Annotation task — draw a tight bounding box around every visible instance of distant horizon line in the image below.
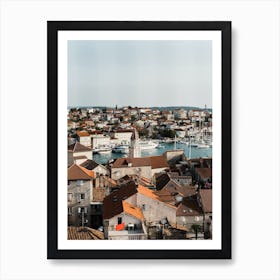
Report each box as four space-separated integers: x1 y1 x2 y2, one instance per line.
67 105 212 110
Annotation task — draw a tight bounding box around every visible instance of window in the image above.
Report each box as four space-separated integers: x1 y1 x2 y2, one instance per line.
76 180 84 186
142 204 146 211
68 207 72 215
79 193 85 200
78 207 87 214
117 217 122 224
68 193 73 201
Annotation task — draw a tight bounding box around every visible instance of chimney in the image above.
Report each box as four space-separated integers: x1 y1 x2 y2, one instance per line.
95 172 100 188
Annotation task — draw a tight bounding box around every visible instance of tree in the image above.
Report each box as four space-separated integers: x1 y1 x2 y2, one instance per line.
159 129 176 138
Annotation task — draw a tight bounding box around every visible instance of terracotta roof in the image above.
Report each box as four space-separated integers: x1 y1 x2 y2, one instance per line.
112 156 168 170
195 168 212 180
162 180 197 198
77 131 90 137
103 181 137 220
137 185 159 200
199 189 212 213
112 157 150 168
149 156 169 169
122 201 144 221
68 142 92 152
80 159 100 170
68 164 95 180
68 227 104 240
176 195 203 217
154 189 175 204
137 185 176 208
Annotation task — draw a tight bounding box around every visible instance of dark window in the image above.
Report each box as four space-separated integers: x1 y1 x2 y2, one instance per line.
118 217 122 224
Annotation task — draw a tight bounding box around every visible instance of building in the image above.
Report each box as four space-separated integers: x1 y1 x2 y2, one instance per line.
194 167 212 186
68 226 104 240
163 149 186 165
137 185 177 225
80 159 109 176
199 189 212 220
91 134 111 149
128 127 141 158
111 156 169 180
68 164 95 227
76 131 91 147
176 195 204 231
103 181 148 240
68 142 92 166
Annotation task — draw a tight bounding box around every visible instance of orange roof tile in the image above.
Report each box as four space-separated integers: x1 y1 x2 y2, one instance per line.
107 178 117 186
137 185 159 200
77 131 90 137
68 164 95 180
137 185 177 209
122 201 144 221
79 165 96 178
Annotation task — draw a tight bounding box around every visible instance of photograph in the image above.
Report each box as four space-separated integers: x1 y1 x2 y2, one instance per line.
48 21 231 258
67 39 213 241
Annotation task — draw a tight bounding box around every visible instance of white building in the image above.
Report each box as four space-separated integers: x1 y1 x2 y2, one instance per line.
77 131 91 147
68 142 92 166
91 135 111 149
112 130 133 145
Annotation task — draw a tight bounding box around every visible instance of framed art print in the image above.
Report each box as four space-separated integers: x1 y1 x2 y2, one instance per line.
47 21 231 259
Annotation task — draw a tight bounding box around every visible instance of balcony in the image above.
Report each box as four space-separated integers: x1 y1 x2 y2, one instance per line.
108 223 147 240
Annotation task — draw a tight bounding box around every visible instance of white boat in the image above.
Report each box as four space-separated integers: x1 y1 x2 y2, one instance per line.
138 141 158 150
112 145 129 154
97 146 112 154
92 148 101 153
197 143 210 149
156 144 164 148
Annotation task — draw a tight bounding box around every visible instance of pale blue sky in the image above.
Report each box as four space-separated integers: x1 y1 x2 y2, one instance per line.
68 40 212 108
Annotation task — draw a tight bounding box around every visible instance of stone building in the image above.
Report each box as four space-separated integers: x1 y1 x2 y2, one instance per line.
68 164 95 227
103 181 147 240
68 142 92 166
76 131 91 147
111 156 169 180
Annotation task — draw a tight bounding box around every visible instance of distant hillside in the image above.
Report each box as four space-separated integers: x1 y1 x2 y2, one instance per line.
68 106 212 111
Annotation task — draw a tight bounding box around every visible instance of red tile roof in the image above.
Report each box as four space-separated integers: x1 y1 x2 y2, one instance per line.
68 164 95 180
68 227 104 240
122 201 144 221
199 189 212 213
68 142 92 152
176 195 203 217
112 156 168 170
77 131 90 137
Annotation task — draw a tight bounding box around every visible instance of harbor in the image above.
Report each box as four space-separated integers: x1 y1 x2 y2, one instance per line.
93 140 212 165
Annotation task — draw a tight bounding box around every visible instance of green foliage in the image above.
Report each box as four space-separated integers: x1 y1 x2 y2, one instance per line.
159 129 176 138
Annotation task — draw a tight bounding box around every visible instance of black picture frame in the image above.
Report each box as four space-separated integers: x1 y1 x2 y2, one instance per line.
47 21 231 259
